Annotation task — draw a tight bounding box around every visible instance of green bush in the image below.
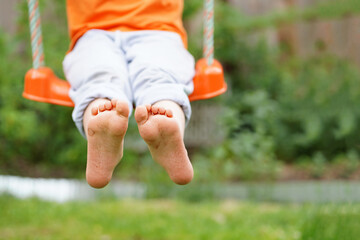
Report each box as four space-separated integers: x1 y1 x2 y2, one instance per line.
219 47 360 164
198 0 360 173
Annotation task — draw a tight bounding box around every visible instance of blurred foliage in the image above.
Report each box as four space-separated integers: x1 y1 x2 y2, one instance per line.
0 1 85 178
205 0 360 181
220 52 360 162
0 0 360 182
211 0 360 34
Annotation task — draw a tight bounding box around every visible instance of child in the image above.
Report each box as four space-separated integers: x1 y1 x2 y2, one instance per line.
63 0 195 188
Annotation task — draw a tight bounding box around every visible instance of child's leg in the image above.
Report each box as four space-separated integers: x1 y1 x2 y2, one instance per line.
125 31 195 184
63 30 133 188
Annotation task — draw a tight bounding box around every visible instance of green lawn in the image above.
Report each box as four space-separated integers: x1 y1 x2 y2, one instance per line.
0 195 359 240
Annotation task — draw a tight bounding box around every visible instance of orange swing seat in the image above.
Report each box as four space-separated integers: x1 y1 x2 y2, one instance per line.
23 58 227 107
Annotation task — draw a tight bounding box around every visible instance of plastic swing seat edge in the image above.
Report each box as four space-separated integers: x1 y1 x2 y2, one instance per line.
188 58 227 101
23 59 227 106
188 84 227 102
22 92 75 107
23 67 75 107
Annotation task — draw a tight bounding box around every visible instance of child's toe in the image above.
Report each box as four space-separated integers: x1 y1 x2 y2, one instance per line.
105 101 112 110
91 107 98 116
115 101 130 117
99 104 106 112
135 105 149 124
111 99 118 108
152 106 159 114
165 109 173 118
159 107 166 115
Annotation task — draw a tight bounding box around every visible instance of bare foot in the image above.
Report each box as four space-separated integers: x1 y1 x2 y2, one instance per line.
85 99 129 188
135 104 193 185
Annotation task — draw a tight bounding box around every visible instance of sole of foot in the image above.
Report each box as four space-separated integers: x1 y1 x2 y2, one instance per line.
135 105 193 185
86 99 129 188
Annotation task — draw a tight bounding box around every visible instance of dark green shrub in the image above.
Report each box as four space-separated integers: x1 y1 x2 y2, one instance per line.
198 0 360 178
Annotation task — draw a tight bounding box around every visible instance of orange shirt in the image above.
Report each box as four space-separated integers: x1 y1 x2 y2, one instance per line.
66 0 187 50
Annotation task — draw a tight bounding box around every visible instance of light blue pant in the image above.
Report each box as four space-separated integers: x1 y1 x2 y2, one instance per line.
63 29 195 137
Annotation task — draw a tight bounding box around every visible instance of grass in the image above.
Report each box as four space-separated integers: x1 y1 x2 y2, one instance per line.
0 195 360 240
